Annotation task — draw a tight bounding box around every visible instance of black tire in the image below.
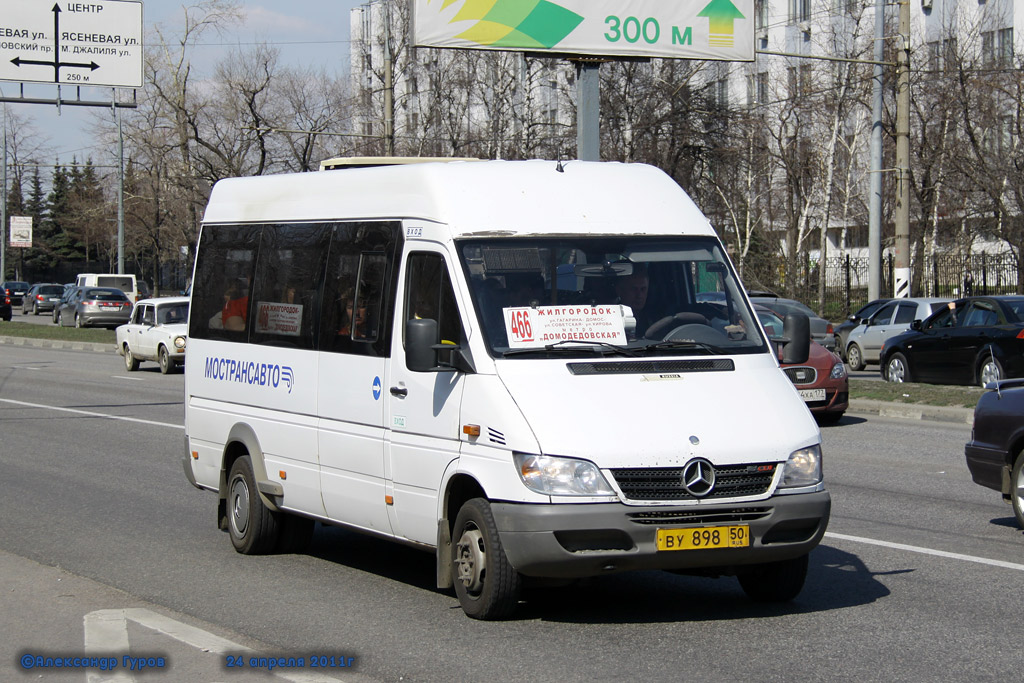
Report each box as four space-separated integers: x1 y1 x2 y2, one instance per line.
977 353 1003 388
846 343 865 372
276 514 315 553
884 352 911 383
451 498 521 620
32 301 39 315
226 455 281 554
124 345 139 371
158 346 172 374
738 554 808 602
1011 455 1024 530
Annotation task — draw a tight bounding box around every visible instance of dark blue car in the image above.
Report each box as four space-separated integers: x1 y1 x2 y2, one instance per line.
880 296 1024 387
965 378 1024 529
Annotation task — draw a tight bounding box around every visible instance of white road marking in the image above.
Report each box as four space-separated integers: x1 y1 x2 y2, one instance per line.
113 376 145 381
0 398 183 430
825 531 1024 571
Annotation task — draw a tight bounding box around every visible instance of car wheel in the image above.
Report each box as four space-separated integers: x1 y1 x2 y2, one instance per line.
885 353 911 383
816 411 844 426
158 346 172 374
978 353 1003 388
75 313 84 329
124 345 139 371
227 455 280 554
32 301 39 315
452 497 521 620
738 553 808 602
1012 455 1024 530
846 343 865 371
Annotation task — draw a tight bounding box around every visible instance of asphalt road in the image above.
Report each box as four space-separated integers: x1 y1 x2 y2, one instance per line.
0 344 1020 682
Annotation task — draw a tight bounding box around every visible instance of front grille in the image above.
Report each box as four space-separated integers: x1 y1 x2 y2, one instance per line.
568 359 734 375
783 366 817 385
627 507 772 525
610 463 777 501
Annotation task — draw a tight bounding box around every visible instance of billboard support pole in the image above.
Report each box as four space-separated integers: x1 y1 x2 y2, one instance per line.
575 60 600 161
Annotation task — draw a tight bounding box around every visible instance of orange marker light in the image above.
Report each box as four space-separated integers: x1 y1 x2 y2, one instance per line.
279 471 287 480
385 495 394 505
191 451 199 460
463 424 481 437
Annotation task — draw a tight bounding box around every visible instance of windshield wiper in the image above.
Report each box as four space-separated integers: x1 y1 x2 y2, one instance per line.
641 340 727 355
503 340 638 357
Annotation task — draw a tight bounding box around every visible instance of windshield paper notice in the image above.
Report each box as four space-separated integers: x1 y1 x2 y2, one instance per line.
504 305 628 348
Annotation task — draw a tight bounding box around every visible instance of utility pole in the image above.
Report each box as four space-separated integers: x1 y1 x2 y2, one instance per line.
893 0 911 297
868 0 884 301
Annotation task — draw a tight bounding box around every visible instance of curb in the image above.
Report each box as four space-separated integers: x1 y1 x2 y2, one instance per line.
847 398 974 425
0 335 116 354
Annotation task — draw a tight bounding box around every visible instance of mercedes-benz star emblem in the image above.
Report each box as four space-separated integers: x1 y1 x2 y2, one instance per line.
682 458 715 497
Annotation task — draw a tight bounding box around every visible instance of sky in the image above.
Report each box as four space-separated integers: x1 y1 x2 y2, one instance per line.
0 0 362 171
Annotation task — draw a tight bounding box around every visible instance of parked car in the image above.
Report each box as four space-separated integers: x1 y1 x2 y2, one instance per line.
757 306 848 423
57 286 133 328
1 280 30 308
750 296 837 351
880 295 1024 387
21 283 65 315
116 296 189 374
0 299 10 321
52 285 79 324
965 378 1024 529
835 298 891 360
845 297 949 371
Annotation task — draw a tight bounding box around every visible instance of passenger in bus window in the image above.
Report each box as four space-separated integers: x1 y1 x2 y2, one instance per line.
222 279 249 331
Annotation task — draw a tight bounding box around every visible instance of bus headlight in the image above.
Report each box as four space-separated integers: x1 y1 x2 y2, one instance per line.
780 444 822 488
513 453 615 496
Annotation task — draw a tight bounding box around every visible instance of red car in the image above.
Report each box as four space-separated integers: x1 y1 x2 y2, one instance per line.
757 306 849 424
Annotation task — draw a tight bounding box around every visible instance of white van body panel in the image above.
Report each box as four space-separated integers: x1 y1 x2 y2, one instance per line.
201 160 714 240
493 356 817 469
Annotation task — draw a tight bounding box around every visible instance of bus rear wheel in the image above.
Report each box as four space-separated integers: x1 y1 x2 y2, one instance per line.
227 455 280 554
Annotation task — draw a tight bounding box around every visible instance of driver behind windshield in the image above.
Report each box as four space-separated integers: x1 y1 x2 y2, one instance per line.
614 264 650 338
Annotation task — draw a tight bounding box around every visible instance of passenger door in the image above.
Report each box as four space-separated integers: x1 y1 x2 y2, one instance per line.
137 304 158 359
858 301 898 362
317 222 400 536
385 245 467 545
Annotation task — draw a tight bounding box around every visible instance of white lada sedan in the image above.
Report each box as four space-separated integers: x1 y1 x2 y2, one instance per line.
116 296 190 374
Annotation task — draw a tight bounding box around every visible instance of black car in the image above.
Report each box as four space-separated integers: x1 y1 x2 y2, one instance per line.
0 300 10 321
835 298 891 360
1 280 30 308
880 296 1024 387
965 378 1024 529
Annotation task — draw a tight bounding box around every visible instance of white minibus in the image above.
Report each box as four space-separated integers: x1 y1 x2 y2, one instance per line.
183 160 830 619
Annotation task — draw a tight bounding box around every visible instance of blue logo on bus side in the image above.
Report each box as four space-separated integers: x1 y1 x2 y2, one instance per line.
204 357 295 394
372 376 382 400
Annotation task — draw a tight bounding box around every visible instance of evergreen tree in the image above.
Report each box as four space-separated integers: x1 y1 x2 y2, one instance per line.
46 163 85 262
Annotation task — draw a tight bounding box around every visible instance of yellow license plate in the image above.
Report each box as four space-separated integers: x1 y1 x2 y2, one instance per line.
656 525 750 551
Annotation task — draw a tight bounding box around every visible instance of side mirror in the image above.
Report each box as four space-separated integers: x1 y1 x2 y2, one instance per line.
406 318 439 372
781 313 810 364
911 319 922 331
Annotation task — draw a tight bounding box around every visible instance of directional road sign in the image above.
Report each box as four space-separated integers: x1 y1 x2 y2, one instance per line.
0 1 143 88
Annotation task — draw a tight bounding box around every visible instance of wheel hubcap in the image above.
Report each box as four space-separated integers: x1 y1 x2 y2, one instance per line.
229 476 250 536
1015 466 1024 516
981 362 1000 386
455 526 486 595
888 360 905 382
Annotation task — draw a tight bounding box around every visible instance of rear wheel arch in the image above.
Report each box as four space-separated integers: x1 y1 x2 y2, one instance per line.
219 424 277 511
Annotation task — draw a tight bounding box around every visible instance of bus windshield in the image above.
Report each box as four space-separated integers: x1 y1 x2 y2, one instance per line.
458 236 768 358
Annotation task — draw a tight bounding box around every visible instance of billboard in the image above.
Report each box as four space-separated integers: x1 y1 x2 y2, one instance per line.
412 0 754 61
10 216 32 248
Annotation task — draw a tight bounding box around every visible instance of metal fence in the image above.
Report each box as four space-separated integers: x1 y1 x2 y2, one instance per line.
764 252 1022 321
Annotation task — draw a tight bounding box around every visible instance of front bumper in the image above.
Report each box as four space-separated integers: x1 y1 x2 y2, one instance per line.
491 491 831 578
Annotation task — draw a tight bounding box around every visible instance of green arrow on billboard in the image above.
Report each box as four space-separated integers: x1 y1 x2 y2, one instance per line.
697 0 745 48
